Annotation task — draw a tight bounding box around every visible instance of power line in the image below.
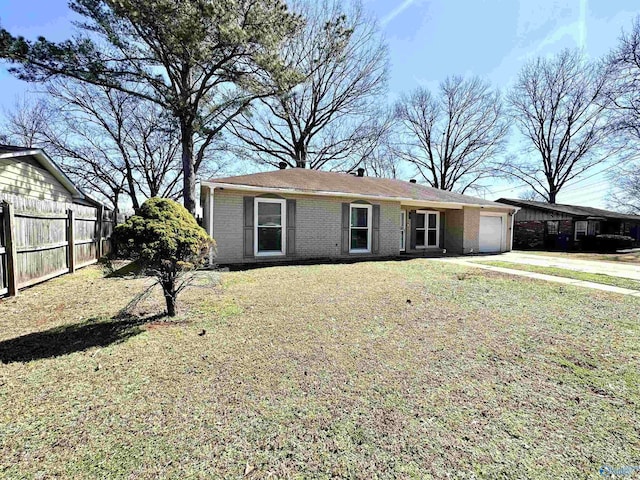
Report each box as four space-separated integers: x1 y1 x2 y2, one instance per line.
486 163 621 197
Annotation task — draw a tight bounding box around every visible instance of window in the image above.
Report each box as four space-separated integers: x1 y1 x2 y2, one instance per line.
546 221 559 235
588 221 601 236
350 204 372 253
254 198 286 256
400 211 406 251
575 220 588 241
416 211 439 248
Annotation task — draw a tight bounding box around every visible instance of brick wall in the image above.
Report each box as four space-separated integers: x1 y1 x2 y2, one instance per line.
513 220 545 249
513 219 576 250
463 207 480 253
212 189 402 264
211 190 244 263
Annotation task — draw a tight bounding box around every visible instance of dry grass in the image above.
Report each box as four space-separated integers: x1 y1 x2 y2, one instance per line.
1 260 639 479
520 250 640 264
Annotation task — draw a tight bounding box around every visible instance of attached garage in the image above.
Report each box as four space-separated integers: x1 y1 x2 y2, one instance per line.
479 213 506 253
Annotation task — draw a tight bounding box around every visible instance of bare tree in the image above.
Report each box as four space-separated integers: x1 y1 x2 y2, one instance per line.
47 82 182 212
1 82 225 213
608 168 640 213
393 76 508 194
502 49 617 203
362 147 399 178
0 96 52 147
226 0 388 171
0 0 300 214
518 190 546 202
606 16 640 143
605 16 640 214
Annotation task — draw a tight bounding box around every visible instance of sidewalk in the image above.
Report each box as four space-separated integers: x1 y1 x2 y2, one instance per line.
438 258 640 298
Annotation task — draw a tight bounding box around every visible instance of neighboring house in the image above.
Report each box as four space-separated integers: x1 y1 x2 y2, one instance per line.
497 198 640 251
0 145 87 204
0 145 113 298
199 166 518 265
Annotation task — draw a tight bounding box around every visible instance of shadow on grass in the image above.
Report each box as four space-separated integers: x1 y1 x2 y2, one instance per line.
0 313 164 364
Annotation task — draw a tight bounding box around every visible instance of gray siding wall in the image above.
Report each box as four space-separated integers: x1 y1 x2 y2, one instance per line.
212 189 401 264
515 207 572 221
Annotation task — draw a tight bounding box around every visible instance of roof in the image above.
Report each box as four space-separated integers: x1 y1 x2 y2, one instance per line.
205 169 515 209
0 145 28 154
0 145 85 200
497 198 640 221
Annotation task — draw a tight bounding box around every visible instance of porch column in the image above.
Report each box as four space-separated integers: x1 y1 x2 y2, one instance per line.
207 187 215 264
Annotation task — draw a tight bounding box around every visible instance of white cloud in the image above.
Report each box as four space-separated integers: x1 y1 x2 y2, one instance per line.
532 0 588 54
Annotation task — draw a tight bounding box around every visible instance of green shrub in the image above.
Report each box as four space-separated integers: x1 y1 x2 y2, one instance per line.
113 198 215 316
582 234 634 253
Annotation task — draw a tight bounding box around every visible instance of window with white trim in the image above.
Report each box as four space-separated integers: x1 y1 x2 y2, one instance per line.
254 198 286 256
574 220 587 241
350 204 372 253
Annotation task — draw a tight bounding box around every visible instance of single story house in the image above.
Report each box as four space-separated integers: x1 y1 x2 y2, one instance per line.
199 167 518 265
496 198 640 250
1 145 83 202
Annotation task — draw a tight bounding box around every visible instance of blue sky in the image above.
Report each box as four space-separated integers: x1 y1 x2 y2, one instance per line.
1 0 638 207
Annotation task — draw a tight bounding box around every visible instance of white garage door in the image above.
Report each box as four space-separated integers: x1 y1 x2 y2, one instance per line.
479 215 503 253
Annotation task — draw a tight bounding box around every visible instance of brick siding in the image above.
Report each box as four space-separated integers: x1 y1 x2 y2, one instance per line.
212 189 401 264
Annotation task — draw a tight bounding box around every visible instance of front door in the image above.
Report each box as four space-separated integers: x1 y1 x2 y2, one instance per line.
415 211 439 248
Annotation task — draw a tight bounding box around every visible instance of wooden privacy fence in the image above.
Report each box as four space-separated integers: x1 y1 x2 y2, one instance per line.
0 197 115 298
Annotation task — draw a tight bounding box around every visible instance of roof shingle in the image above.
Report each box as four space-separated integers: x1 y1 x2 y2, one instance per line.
497 198 640 221
208 169 513 208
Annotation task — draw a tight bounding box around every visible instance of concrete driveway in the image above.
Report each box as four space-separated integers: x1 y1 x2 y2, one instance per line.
470 251 640 281
437 252 640 297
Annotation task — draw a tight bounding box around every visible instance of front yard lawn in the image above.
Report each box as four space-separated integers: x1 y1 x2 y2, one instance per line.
1 260 639 479
475 260 640 291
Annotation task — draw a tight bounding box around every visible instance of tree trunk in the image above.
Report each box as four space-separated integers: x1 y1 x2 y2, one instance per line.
180 120 197 215
162 279 177 317
165 294 176 317
295 142 306 168
123 159 141 213
548 187 558 204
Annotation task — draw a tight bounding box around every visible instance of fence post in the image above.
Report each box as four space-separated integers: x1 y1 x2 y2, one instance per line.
67 209 76 273
3 202 18 297
96 205 104 259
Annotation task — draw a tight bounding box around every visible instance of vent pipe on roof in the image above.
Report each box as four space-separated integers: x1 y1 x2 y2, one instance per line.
409 179 417 183
278 161 287 170
356 167 365 177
